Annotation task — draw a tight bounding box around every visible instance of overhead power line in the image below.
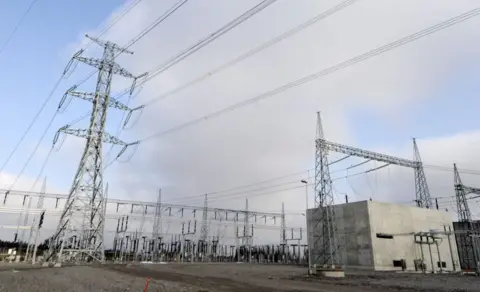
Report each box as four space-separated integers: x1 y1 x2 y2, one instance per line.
136 8 480 143
85 0 145 50
101 0 278 169
71 0 187 93
102 0 190 170
142 0 358 107
0 0 153 186
159 168 312 204
0 77 63 183
111 0 279 100
0 0 40 57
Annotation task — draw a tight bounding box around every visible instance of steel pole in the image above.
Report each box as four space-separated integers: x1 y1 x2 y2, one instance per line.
304 182 312 274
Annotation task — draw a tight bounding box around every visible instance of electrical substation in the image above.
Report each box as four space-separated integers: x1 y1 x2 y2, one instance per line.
1 0 479 291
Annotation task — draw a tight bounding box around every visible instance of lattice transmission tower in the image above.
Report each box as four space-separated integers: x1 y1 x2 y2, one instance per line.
45 35 145 266
280 202 286 245
413 138 432 208
313 112 341 270
454 163 480 271
200 194 209 242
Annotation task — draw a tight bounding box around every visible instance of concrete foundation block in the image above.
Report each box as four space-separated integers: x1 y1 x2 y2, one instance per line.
318 269 345 278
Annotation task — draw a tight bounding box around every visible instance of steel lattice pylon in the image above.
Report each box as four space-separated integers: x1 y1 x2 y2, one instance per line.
200 194 209 243
45 35 144 266
453 163 480 271
413 138 432 208
312 112 341 269
280 202 287 245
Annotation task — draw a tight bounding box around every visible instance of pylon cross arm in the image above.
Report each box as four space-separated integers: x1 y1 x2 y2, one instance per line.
67 90 131 111
60 128 129 146
74 56 135 79
111 62 135 79
464 187 480 195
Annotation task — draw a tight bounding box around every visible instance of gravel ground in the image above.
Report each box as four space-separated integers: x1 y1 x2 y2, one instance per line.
0 264 203 292
0 263 478 291
107 263 480 292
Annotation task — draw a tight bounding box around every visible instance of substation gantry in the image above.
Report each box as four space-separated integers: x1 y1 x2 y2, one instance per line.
312 112 432 273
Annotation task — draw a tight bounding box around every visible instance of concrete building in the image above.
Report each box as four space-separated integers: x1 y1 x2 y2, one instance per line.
307 200 460 271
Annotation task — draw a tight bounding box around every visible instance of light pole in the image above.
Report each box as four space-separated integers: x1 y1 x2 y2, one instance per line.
301 179 311 275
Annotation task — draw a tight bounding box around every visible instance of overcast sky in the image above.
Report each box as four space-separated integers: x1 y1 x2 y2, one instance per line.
0 0 479 245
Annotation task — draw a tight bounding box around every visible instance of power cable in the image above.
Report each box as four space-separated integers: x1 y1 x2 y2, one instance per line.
162 168 313 204
10 113 89 237
136 8 480 143
141 0 358 107
159 163 480 206
102 0 190 170
66 0 149 88
85 0 145 50
110 0 278 100
70 0 276 165
64 0 191 163
0 76 63 183
0 0 40 57
4 0 186 191
423 164 480 175
27 113 90 192
166 178 307 205
0 0 147 183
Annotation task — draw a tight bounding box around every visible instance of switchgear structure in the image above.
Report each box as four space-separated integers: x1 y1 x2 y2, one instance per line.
312 112 432 273
45 35 145 266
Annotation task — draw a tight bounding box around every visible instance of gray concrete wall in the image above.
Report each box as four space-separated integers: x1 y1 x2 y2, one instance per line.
308 201 460 272
367 201 459 271
307 201 374 270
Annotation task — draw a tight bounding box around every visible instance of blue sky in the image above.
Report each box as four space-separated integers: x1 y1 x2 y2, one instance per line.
0 0 479 221
0 0 123 186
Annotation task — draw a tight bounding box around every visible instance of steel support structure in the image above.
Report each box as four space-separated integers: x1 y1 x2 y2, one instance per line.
151 189 163 261
312 112 432 272
44 35 144 265
453 163 480 272
313 112 341 270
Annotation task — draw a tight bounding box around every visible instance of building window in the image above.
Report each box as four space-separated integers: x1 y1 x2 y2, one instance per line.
437 261 446 268
376 233 394 239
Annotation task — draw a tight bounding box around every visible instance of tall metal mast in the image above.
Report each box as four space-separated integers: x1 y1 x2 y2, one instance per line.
413 138 432 208
45 35 144 266
280 202 286 245
200 194 209 242
313 112 341 270
454 163 480 271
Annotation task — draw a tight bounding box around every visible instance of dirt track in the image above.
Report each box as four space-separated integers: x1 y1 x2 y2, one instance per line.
0 263 479 291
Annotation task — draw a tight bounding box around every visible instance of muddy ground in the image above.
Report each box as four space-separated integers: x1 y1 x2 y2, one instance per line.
0 263 478 291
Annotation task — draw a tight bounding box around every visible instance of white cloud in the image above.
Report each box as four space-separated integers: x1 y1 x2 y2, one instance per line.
50 0 480 244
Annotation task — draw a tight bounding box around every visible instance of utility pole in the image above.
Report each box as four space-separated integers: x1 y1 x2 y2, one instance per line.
26 177 46 263
31 210 45 264
280 202 287 263
44 35 145 266
280 202 287 245
300 179 311 274
242 199 252 246
199 194 209 261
